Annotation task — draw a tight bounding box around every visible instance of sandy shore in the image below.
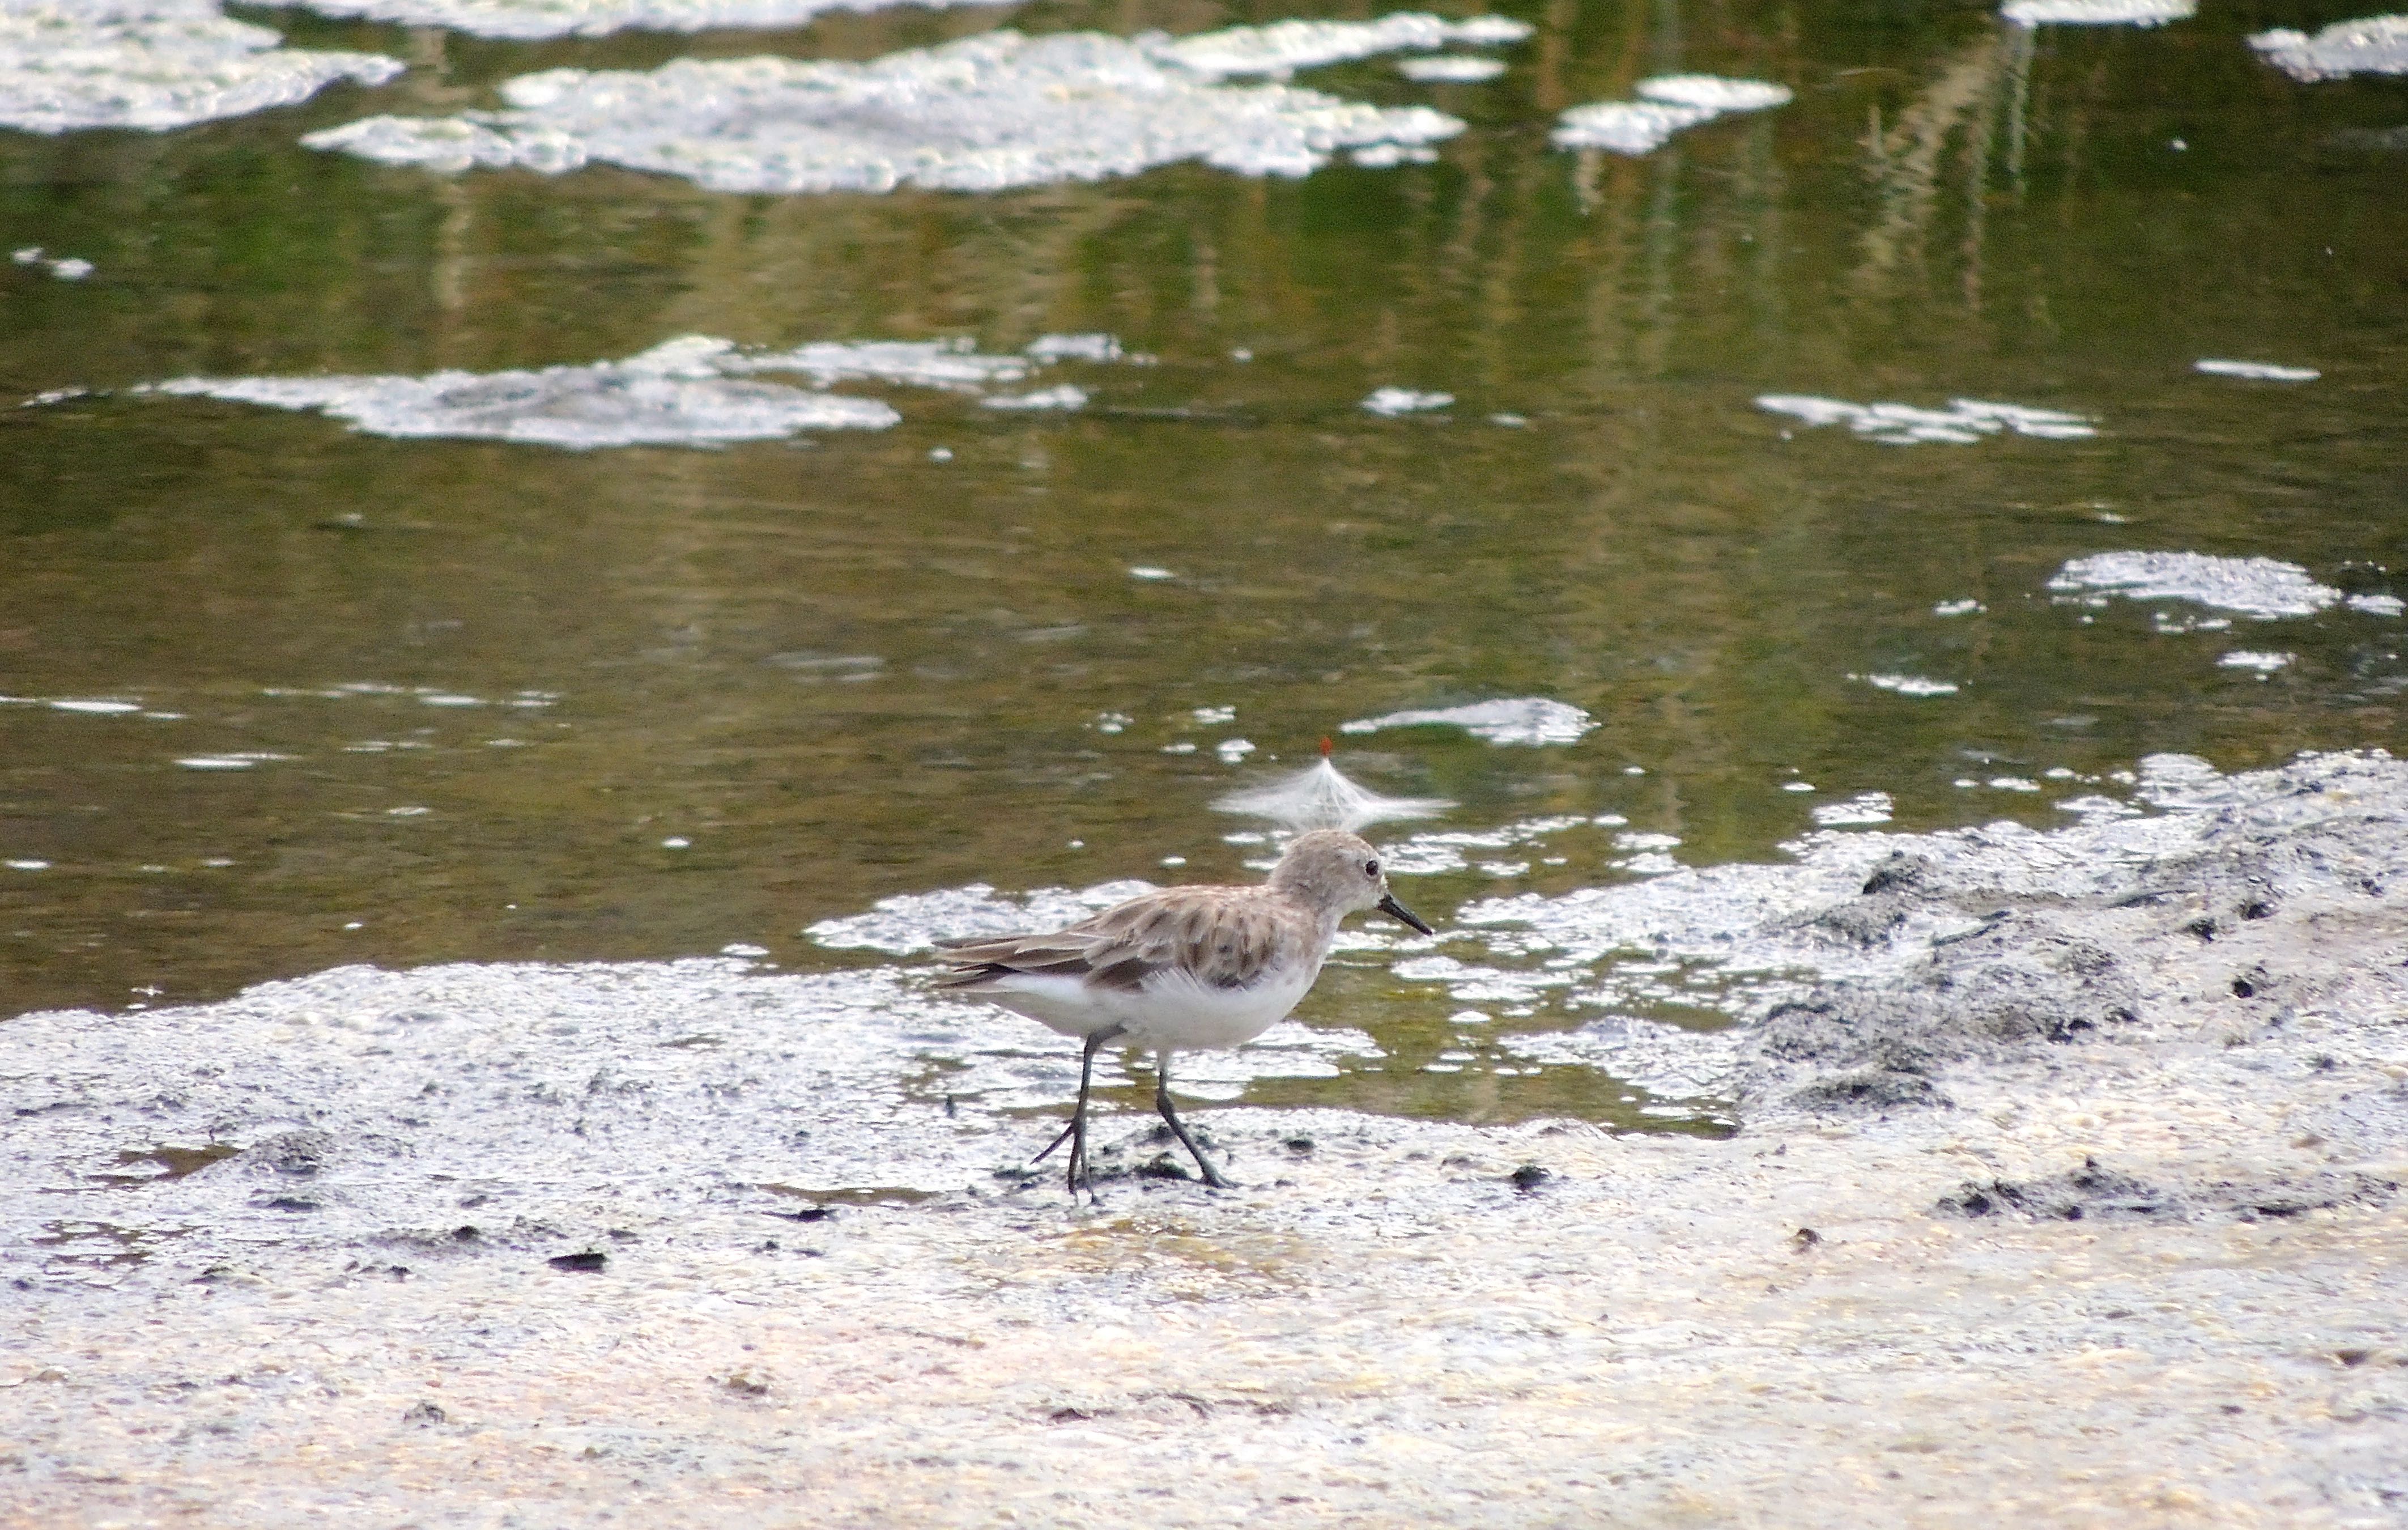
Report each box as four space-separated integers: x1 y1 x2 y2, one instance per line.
5 751 2405 1526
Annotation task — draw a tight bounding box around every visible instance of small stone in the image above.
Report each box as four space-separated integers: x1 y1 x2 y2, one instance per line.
403 1400 446 1425
547 1251 607 1273
1509 1164 1551 1192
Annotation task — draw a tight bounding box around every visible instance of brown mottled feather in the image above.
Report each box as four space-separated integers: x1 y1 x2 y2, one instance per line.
934 886 1312 994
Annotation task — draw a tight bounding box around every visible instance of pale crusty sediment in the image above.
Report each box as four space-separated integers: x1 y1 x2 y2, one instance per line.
4 752 2403 1525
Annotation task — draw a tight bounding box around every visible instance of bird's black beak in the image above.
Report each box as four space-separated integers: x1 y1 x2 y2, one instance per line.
1376 892 1434 936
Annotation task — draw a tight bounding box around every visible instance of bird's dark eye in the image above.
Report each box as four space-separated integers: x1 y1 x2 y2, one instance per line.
1365 859 1380 878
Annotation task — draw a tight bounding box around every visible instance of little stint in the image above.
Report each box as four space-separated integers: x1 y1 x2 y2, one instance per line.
934 828 1432 1194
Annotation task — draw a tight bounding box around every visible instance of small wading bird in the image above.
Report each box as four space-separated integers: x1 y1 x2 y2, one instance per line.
934 828 1433 1195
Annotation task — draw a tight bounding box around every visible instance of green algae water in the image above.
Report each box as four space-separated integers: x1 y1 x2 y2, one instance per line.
1 0 2403 1134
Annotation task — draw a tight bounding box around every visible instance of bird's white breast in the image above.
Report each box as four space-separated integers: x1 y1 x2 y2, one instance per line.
976 955 1325 1051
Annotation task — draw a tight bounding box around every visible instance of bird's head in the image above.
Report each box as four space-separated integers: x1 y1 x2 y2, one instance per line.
1268 828 1433 934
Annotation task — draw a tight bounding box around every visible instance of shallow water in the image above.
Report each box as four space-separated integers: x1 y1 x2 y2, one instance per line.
2 0 2405 1141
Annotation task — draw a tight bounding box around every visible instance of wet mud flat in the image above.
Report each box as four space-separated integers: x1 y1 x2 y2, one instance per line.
5 753 2406 1525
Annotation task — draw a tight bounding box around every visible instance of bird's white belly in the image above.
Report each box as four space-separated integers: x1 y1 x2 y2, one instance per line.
978 958 1324 1051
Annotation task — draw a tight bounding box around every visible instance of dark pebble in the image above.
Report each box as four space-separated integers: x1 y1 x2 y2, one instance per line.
403 1401 446 1425
547 1251 607 1273
1509 1164 1551 1192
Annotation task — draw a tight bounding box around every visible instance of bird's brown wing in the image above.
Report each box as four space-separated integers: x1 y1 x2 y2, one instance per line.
933 889 1293 993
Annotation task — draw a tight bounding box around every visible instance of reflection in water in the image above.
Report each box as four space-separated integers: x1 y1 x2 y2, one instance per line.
1856 29 2009 305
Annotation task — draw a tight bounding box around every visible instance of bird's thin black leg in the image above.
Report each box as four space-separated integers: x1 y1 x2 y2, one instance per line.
1154 1051 1231 1190
1051 1026 1120 1199
1027 1119 1074 1168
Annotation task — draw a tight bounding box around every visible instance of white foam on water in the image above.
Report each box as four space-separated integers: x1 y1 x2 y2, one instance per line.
1362 386 1454 415
1849 673 1959 698
1023 333 1122 364
1397 54 1506 82
141 345 900 449
2251 14 2408 81
251 0 1011 40
13 246 92 279
2056 793 2143 818
1635 75 1794 112
1151 13 1531 79
2347 593 2404 617
1377 814 1597 876
1214 756 1454 831
1757 394 2096 445
0 0 401 135
1551 100 1715 155
2194 358 2321 382
109 334 1124 448
1349 141 1439 167
1812 792 1894 827
2002 0 2193 26
980 384 1087 412
719 337 1034 391
2045 551 2341 619
1440 750 2341 1046
2218 651 2293 674
1342 698 1596 746
304 28 1473 194
1551 75 1789 155
263 681 562 706
176 753 291 770
1496 1015 1741 1107
1933 599 1985 617
1391 953 1577 1009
